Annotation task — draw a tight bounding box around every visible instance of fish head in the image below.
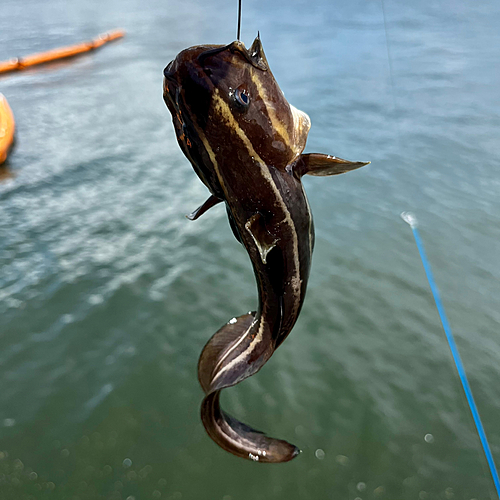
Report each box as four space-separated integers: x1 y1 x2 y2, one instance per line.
163 36 311 192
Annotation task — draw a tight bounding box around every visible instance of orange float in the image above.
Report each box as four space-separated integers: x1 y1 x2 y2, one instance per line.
0 29 124 165
0 93 15 164
0 29 125 75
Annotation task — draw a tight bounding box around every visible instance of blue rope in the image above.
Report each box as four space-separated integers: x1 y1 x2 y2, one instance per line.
401 212 500 498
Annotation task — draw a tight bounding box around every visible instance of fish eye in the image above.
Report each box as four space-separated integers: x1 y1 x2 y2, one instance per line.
233 87 250 109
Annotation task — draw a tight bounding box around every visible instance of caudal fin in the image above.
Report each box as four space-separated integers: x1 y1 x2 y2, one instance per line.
201 391 300 463
197 313 300 463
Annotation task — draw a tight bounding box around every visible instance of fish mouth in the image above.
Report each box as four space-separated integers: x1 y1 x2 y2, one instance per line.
163 61 179 108
163 61 177 85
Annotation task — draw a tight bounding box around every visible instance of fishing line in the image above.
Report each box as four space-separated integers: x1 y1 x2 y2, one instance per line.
401 212 500 498
380 0 500 492
380 0 397 109
237 0 242 41
380 0 499 493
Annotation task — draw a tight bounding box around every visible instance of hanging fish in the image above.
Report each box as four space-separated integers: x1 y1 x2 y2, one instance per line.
163 35 368 463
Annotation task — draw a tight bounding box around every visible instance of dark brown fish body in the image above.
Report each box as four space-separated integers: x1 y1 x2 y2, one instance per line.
163 37 368 462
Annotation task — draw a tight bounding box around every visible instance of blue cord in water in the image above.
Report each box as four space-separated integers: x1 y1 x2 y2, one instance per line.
401 212 500 498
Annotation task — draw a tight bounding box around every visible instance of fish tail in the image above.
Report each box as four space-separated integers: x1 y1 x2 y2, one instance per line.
201 391 300 463
197 312 300 462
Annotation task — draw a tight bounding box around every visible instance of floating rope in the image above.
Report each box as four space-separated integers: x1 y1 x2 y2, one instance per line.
0 30 125 75
401 212 500 497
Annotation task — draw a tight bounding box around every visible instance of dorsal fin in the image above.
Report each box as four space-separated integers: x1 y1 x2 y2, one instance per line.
249 33 269 71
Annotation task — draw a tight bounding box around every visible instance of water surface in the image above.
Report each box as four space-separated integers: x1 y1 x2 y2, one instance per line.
1 0 499 498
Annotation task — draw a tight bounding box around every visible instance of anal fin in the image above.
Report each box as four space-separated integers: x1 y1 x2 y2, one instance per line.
198 312 256 394
244 213 279 265
187 194 223 220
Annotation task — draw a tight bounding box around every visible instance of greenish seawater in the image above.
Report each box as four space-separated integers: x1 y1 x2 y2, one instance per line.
1 0 499 498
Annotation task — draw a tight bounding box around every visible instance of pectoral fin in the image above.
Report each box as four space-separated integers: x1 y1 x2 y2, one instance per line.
295 153 370 177
187 194 223 220
244 213 279 264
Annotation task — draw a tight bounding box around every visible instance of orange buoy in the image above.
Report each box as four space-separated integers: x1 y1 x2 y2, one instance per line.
0 93 15 164
0 29 125 75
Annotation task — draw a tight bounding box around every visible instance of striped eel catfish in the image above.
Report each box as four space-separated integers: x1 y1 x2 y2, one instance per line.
163 35 368 463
